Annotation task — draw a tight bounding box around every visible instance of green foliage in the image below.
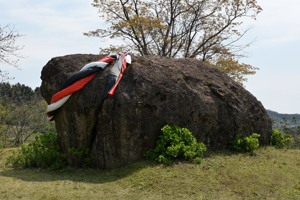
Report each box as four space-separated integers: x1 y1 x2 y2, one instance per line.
213 56 258 85
7 132 66 169
230 133 260 153
146 125 206 164
270 129 294 149
276 117 299 149
68 145 91 168
295 134 300 149
0 83 49 147
0 82 40 105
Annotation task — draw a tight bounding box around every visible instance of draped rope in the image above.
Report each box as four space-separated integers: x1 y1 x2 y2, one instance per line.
46 52 131 120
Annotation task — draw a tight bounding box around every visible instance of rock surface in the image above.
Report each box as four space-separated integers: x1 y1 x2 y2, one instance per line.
40 54 272 169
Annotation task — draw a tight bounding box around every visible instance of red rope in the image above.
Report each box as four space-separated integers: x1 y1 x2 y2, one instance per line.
107 56 128 96
50 74 96 103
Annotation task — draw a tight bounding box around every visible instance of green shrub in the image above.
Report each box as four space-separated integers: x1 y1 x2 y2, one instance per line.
270 129 293 149
294 134 300 149
230 133 260 153
146 125 206 164
7 132 66 169
68 145 91 168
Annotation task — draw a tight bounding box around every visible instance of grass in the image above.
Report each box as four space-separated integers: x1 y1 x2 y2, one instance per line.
0 147 300 200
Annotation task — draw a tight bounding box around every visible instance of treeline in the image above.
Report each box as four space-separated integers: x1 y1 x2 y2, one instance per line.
0 82 41 104
267 110 300 127
0 82 54 148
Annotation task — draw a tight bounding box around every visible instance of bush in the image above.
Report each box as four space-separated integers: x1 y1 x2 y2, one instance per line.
68 145 91 168
7 132 66 169
230 133 260 153
146 125 206 164
270 129 293 149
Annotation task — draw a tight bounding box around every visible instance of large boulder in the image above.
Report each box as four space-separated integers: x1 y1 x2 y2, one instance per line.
40 54 272 169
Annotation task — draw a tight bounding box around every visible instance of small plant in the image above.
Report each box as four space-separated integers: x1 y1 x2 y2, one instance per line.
270 129 293 149
146 125 206 164
68 145 91 167
230 133 260 153
7 132 66 169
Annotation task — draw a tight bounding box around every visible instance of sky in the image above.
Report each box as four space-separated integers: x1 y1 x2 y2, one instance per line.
0 0 299 114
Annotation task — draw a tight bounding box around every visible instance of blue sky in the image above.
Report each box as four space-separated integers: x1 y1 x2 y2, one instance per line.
1 0 300 114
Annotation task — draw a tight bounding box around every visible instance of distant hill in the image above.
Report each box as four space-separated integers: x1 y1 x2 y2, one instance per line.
267 109 300 127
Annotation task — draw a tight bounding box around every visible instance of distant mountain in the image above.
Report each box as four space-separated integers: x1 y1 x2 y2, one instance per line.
267 110 300 127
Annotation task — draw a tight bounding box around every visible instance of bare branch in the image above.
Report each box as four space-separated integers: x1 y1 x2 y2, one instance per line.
0 25 23 68
86 0 262 84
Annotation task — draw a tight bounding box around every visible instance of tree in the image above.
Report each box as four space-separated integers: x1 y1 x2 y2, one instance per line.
0 82 35 105
214 55 258 84
86 0 261 84
0 25 23 81
0 83 53 147
3 99 51 147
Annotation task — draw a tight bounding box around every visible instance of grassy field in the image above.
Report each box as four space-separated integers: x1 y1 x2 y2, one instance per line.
0 147 300 200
